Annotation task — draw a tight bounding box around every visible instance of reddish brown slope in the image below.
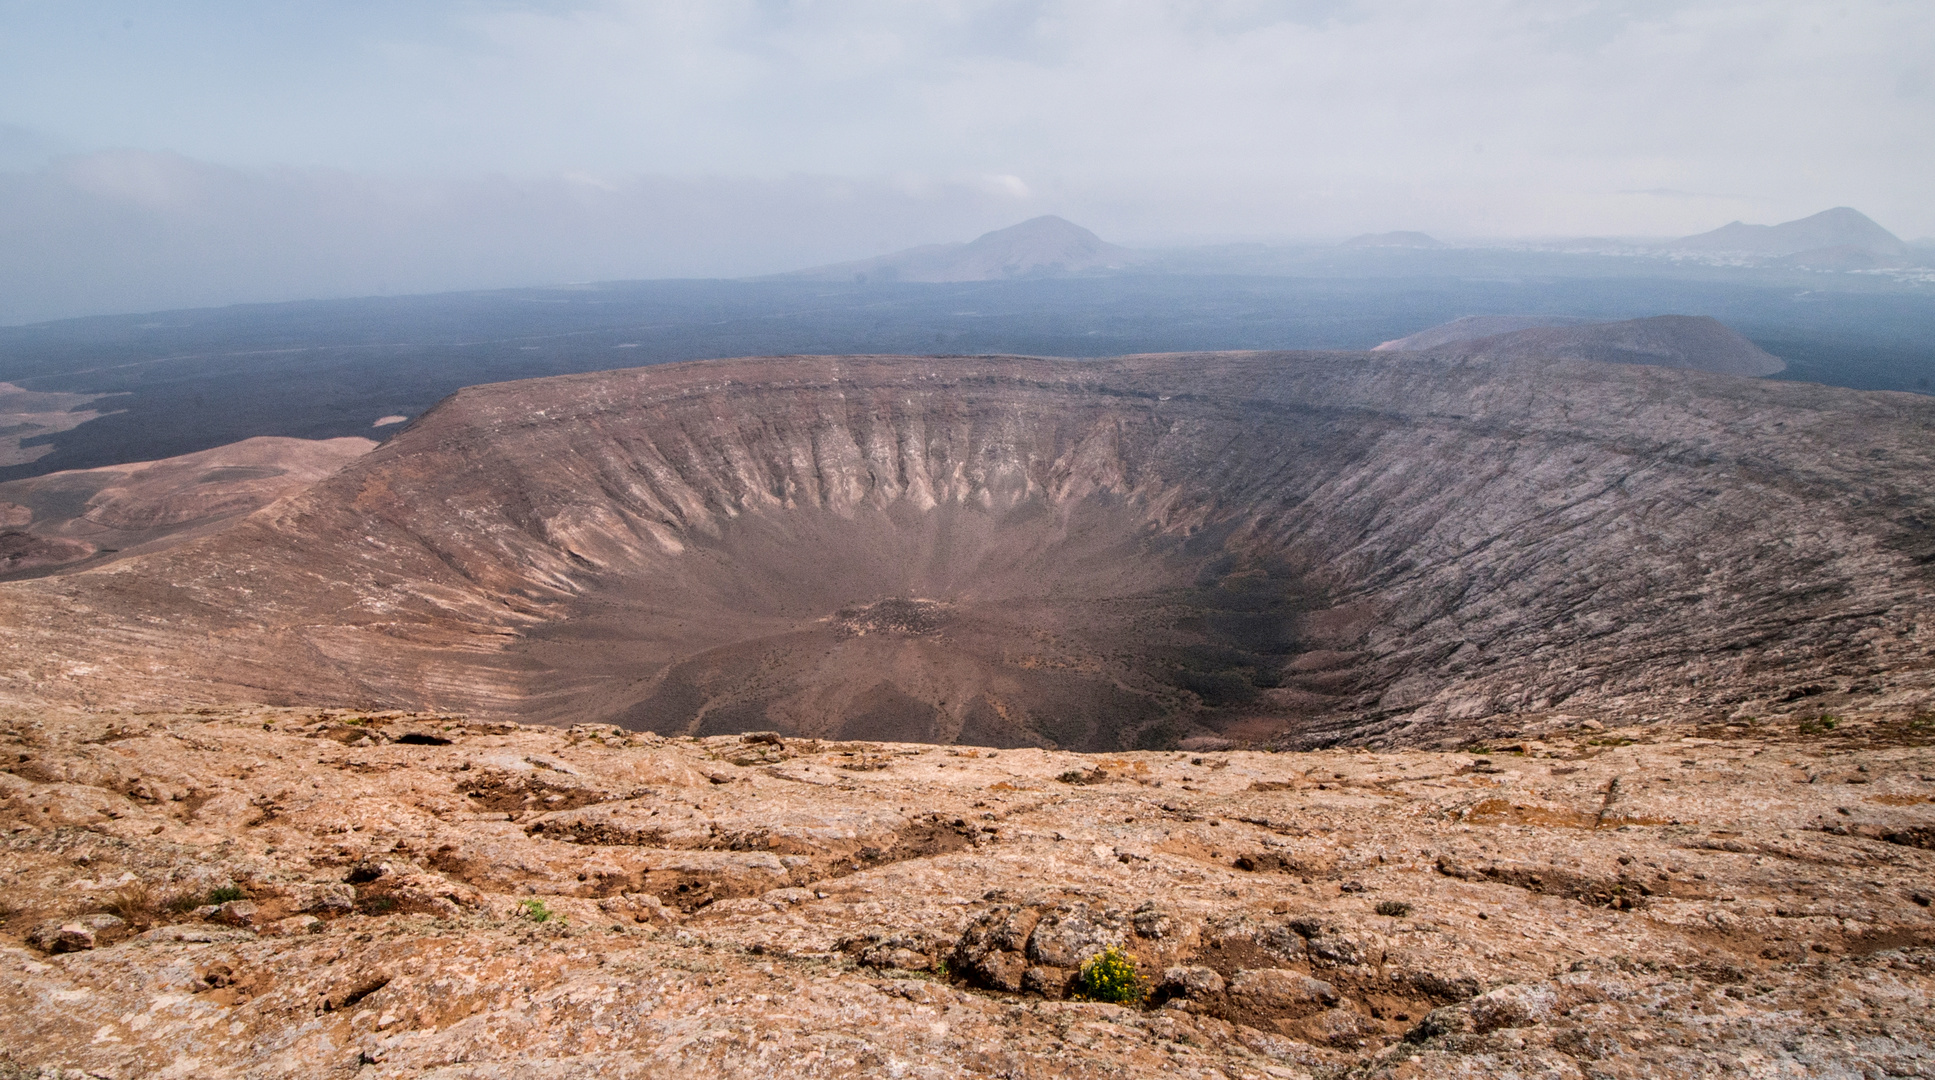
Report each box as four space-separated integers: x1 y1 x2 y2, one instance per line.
0 352 1931 749
0 436 375 579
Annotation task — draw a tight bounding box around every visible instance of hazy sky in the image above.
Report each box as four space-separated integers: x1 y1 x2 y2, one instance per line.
1 1 1930 320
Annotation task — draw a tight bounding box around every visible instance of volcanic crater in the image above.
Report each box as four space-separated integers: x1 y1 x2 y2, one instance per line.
3 351 1933 750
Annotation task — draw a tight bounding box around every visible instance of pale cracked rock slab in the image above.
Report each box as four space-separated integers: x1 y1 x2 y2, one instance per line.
0 705 1930 1077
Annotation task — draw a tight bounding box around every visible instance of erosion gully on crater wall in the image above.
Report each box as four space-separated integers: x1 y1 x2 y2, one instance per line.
2 351 1933 751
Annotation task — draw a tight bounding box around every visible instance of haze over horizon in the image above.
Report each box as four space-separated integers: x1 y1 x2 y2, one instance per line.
1 1 1931 321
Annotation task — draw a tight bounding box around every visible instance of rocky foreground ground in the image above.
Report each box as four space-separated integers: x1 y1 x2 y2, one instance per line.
2 706 1933 1078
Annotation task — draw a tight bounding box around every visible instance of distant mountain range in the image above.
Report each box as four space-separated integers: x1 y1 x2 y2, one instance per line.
1666 207 1912 269
780 207 1925 287
779 215 1145 282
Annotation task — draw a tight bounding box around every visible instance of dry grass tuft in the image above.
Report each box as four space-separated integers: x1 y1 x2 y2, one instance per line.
102 880 159 925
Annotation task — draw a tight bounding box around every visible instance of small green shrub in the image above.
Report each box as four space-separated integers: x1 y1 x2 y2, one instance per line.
1375 900 1412 917
517 899 559 924
204 885 246 905
1798 715 1839 735
1075 946 1143 1004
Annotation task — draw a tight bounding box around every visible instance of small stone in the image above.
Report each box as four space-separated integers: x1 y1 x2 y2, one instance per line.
29 921 100 954
269 915 323 936
19 912 125 954
216 900 260 927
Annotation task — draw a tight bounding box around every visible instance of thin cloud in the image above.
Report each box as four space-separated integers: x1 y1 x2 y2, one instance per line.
0 1 1926 316
0 151 1046 324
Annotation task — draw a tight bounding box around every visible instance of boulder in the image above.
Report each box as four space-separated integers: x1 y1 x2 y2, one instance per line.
29 915 125 954
1465 982 1560 1033
978 949 1029 993
1025 904 1123 969
859 941 935 972
1228 968 1339 1013
268 915 323 936
1131 902 1177 940
1023 965 1073 999
1157 965 1226 1000
287 881 356 914
215 900 259 927
1297 924 1370 967
954 906 1044 991
1292 1006 1371 1047
1203 914 1307 964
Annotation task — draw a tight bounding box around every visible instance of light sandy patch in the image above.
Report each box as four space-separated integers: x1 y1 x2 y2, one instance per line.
0 435 376 578
0 382 118 466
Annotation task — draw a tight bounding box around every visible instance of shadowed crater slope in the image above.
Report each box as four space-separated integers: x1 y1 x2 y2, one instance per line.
2 352 1933 749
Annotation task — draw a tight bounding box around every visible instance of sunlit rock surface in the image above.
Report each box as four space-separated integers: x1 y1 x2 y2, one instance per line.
0 707 1930 1077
